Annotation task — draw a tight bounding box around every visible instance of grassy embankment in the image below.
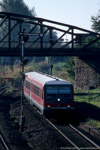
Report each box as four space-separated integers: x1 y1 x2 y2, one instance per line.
74 88 100 131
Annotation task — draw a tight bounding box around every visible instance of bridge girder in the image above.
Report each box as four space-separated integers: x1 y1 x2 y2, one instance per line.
0 12 100 57
0 48 99 57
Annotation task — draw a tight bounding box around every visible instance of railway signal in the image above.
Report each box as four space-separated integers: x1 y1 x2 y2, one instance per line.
19 31 44 131
19 32 44 37
23 35 29 42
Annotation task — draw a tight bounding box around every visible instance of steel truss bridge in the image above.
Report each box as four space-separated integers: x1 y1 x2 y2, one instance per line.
0 12 100 57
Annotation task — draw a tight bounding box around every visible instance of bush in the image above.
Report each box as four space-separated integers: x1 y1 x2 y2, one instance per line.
38 61 50 74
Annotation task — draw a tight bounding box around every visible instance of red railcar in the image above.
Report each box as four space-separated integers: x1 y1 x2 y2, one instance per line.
24 72 74 115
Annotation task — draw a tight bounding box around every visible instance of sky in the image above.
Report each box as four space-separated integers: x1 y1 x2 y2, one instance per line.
24 0 100 31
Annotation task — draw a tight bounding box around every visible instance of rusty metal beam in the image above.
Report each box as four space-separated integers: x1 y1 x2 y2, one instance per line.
0 12 99 35
0 12 100 37
0 21 18 43
0 16 7 27
82 36 100 49
8 16 11 51
29 24 37 33
61 37 77 48
40 21 43 49
71 28 74 48
49 29 71 49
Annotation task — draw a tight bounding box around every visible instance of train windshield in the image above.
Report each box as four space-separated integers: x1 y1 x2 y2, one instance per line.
46 86 71 99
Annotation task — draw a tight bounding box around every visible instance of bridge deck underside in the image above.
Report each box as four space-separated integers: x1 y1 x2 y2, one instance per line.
0 48 100 57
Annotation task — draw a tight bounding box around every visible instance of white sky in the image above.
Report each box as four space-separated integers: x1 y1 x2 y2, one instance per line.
24 0 100 31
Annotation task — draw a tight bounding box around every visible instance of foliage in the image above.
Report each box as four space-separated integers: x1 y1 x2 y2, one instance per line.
51 62 67 79
0 0 36 16
0 0 58 42
34 57 45 63
86 119 100 131
38 61 50 74
83 35 100 48
0 0 37 65
0 0 37 42
5 83 15 95
25 59 36 72
90 9 100 48
91 11 100 32
48 56 69 64
0 0 36 40
53 62 65 72
64 57 75 82
56 70 68 80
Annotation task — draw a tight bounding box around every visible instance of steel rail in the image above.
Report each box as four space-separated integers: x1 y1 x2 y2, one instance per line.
69 124 100 150
44 117 80 150
0 89 6 95
0 86 9 95
31 106 80 149
26 101 100 150
0 134 10 150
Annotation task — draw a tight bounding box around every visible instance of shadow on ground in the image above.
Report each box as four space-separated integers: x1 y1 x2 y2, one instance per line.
46 101 100 126
75 101 100 122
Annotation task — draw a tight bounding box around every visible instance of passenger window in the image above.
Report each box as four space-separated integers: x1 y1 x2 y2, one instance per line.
25 80 30 90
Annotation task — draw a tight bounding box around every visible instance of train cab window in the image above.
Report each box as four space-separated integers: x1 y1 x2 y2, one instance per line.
46 89 58 98
46 86 71 98
59 89 71 98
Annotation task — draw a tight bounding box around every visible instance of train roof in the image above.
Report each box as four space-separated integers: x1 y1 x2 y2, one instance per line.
25 72 72 86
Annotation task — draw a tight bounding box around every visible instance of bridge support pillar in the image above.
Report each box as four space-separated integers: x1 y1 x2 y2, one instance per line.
75 58 100 90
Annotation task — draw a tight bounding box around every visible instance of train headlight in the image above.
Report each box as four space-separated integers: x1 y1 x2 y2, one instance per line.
67 105 70 107
47 105 51 107
57 98 60 101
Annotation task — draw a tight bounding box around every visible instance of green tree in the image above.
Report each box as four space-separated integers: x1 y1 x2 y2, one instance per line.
91 12 100 33
64 57 75 82
0 0 36 39
0 0 36 65
84 35 100 48
83 9 100 48
0 0 36 16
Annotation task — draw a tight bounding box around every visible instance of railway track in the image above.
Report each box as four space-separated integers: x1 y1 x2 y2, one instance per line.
24 99 100 149
0 133 10 150
45 117 100 150
0 88 10 150
0 86 9 95
32 105 100 150
0 84 20 96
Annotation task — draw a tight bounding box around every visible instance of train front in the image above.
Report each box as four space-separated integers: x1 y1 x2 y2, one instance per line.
43 79 74 113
